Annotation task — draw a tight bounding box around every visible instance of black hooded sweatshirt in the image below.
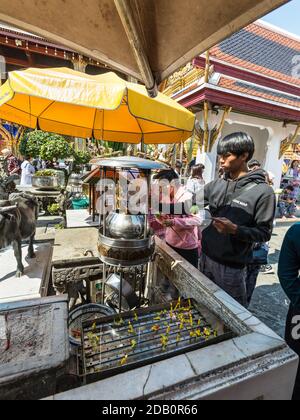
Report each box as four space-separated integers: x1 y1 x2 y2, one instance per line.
202 169 276 269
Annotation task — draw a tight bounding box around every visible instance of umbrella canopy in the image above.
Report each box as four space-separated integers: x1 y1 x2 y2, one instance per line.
0 67 195 144
0 0 288 95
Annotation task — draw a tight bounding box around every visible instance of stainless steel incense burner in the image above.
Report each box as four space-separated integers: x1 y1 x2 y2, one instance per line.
105 212 147 240
95 157 168 267
92 156 168 313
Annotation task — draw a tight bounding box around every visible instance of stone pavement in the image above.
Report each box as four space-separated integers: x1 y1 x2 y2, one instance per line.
249 219 299 338
66 209 99 228
36 215 64 242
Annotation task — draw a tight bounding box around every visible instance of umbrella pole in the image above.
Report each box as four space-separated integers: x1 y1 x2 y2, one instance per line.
114 0 158 98
141 136 146 154
180 141 184 164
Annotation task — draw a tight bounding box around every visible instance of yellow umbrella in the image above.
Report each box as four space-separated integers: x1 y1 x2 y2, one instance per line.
0 67 195 144
0 0 288 94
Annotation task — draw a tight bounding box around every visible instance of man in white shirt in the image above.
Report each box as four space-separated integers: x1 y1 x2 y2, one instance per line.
20 156 35 187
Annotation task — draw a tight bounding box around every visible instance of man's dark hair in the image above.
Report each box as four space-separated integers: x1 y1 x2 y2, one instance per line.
191 164 205 179
188 158 196 169
217 132 255 162
286 185 295 192
176 160 183 169
153 169 179 183
248 159 261 169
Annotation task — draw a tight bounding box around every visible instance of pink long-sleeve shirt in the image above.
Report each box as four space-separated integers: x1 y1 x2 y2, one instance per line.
165 215 203 250
152 186 204 251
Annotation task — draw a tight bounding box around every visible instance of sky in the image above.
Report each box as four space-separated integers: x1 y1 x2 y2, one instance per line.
262 0 300 36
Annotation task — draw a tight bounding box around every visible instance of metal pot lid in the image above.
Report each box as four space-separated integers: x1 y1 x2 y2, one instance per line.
90 156 169 171
68 173 83 185
68 303 116 346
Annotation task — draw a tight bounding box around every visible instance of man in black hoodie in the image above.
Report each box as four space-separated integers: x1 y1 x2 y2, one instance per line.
200 132 276 307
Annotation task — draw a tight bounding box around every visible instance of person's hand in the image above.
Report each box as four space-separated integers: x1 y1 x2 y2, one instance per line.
162 219 175 228
212 218 238 235
155 213 167 222
155 214 172 226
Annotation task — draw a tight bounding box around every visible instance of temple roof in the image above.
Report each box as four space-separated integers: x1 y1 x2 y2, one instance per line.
210 21 300 87
0 22 111 76
0 22 43 39
165 21 300 121
0 21 69 50
216 76 300 110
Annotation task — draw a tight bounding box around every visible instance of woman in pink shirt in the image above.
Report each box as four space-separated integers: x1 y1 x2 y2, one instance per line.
152 169 206 268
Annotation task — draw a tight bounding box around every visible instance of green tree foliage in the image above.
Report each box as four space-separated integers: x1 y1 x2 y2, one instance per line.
105 141 125 153
34 169 58 177
73 150 91 165
26 131 51 158
18 129 32 156
20 130 72 160
47 203 60 216
40 138 72 161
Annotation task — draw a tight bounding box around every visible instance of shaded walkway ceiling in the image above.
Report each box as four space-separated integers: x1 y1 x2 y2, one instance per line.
0 0 289 96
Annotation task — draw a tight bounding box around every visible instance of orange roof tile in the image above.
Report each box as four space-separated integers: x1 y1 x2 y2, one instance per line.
217 76 300 109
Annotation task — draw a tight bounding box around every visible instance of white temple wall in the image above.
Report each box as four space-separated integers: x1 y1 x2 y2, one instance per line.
194 111 296 189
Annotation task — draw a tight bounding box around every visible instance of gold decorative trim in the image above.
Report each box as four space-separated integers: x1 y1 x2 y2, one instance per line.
163 63 205 97
279 124 300 159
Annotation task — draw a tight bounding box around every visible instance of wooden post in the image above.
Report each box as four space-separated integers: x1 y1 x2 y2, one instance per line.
203 50 212 152
180 141 184 163
204 50 210 84
203 101 209 152
72 55 88 73
172 144 177 168
89 184 92 215
92 184 96 222
209 106 232 152
114 0 158 97
159 79 168 93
